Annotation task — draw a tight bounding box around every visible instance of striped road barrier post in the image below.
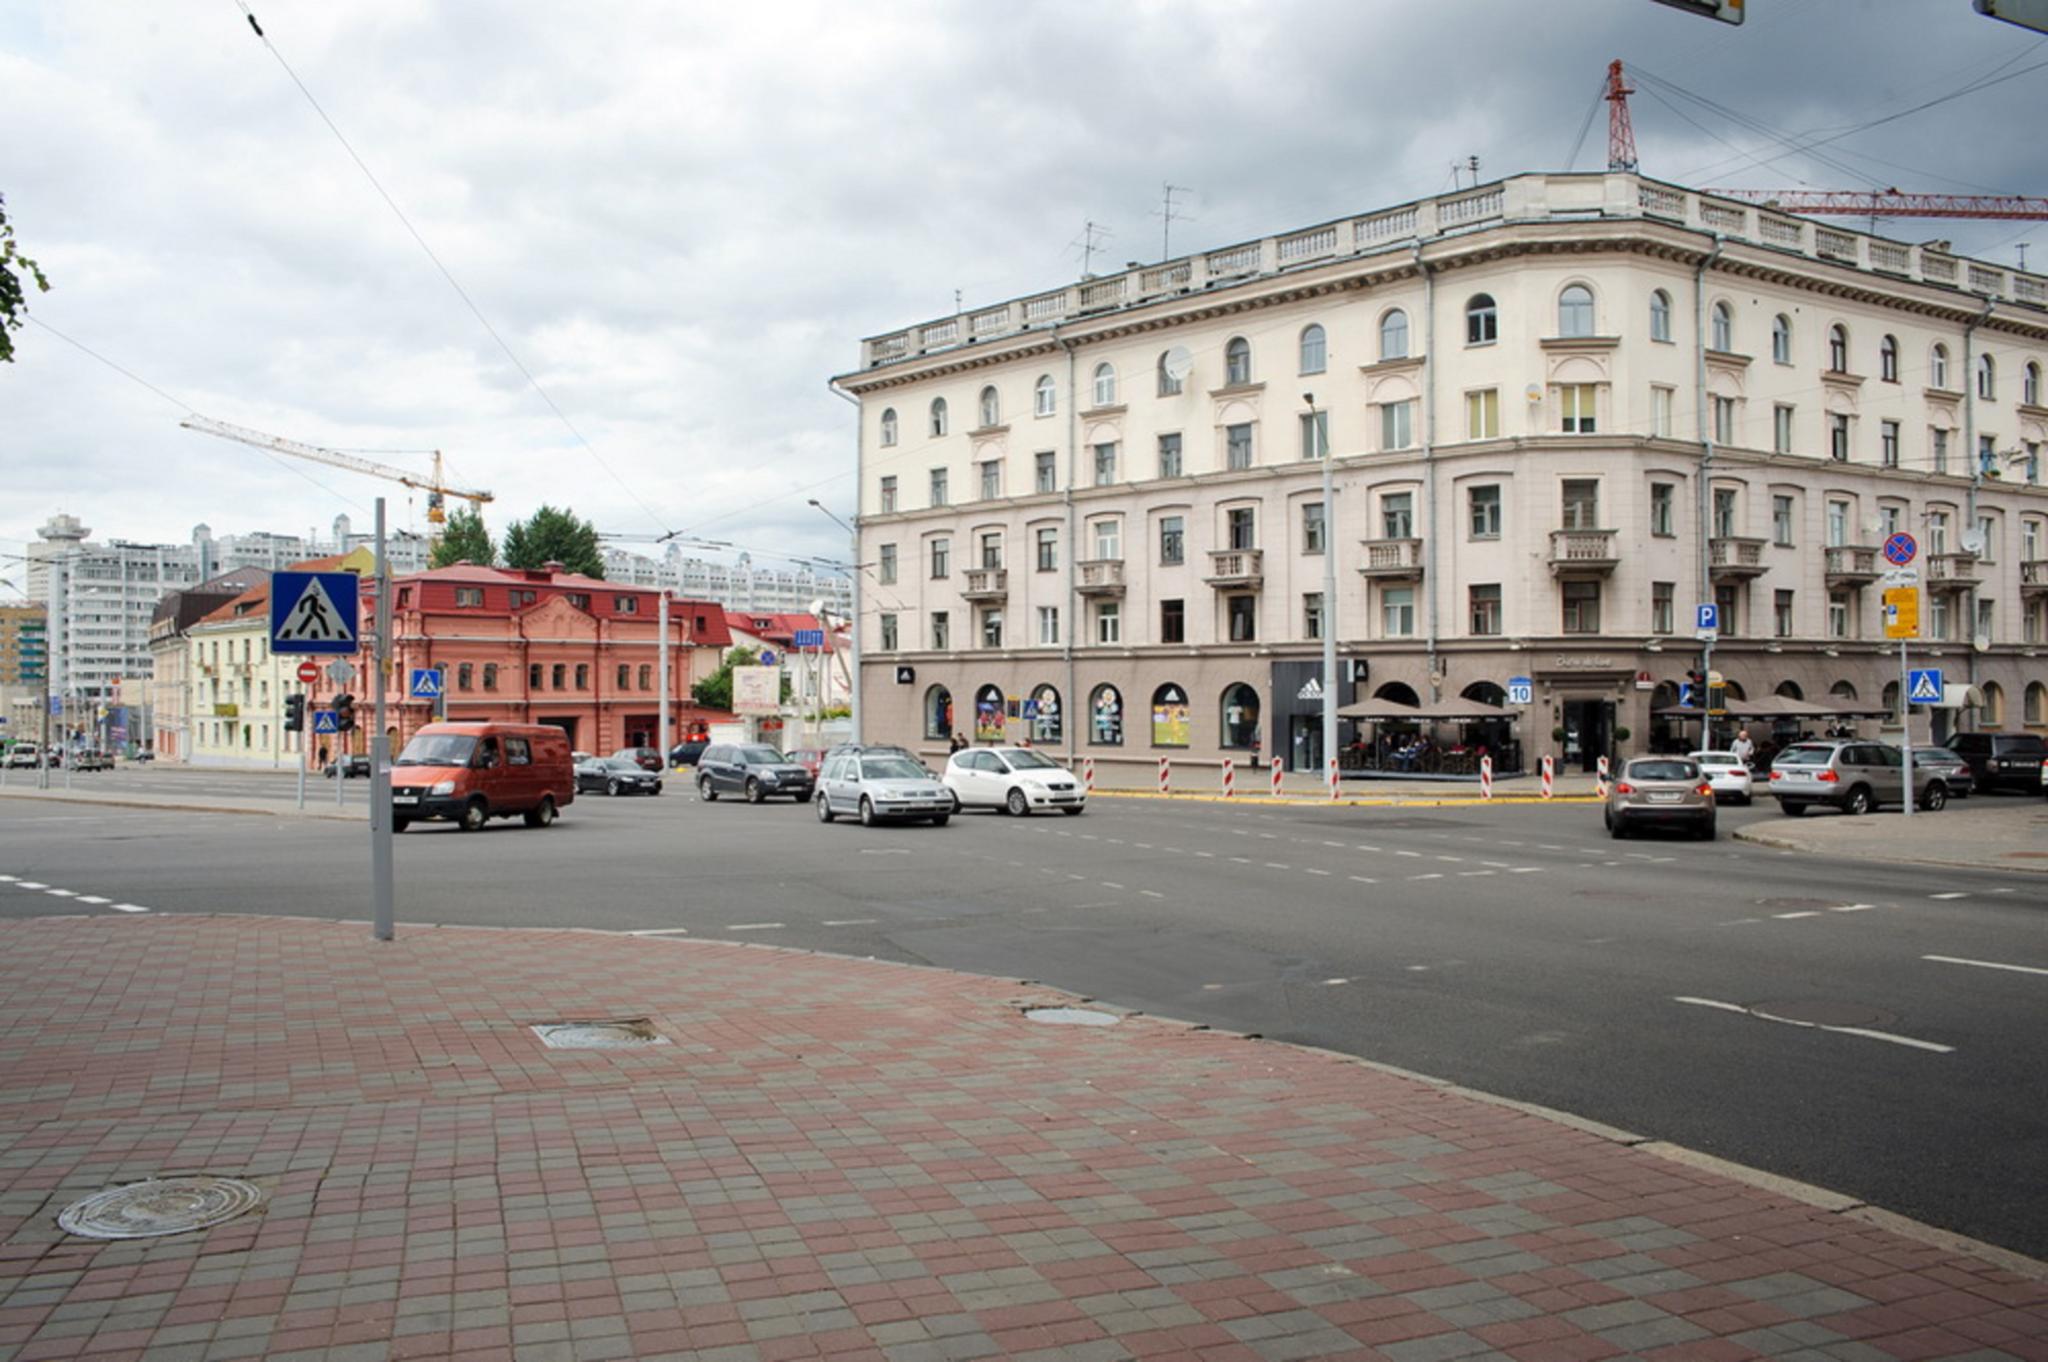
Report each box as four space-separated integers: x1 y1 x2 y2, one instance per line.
1270 756 1283 797
1328 757 1340 801
1220 757 1235 798
1082 757 1094 794
1596 754 1610 799
1480 754 1493 799
1158 755 1171 795
1541 754 1555 799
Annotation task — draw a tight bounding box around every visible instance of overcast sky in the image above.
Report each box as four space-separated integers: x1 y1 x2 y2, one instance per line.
4 0 2044 592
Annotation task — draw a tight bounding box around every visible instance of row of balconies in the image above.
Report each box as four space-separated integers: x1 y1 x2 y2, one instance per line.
956 540 2048 599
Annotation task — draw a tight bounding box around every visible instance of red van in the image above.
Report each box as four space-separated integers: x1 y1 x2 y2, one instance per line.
388 722 576 832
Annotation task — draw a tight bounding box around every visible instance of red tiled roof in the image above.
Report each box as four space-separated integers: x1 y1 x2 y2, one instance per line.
192 555 352 628
722 610 833 651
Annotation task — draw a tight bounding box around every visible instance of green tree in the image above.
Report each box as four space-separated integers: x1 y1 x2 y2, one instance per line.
1 194 52 364
429 506 496 568
691 646 760 712
500 505 605 578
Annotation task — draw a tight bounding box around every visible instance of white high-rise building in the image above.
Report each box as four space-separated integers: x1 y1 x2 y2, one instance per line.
598 545 853 617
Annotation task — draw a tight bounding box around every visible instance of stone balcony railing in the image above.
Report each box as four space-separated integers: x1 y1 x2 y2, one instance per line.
1355 537 1425 580
1823 545 1881 586
1204 549 1265 590
1924 553 1981 591
1074 559 1126 596
1547 529 1618 577
1708 536 1769 580
2021 559 2048 597
960 568 1008 602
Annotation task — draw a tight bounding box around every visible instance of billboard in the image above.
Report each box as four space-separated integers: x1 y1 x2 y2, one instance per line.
733 665 780 716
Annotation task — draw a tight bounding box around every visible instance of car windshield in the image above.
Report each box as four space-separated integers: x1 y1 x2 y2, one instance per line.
1003 750 1060 770
1627 760 1697 782
396 734 477 766
605 758 641 771
861 756 927 781
1774 746 1832 766
1691 752 1738 764
740 745 784 763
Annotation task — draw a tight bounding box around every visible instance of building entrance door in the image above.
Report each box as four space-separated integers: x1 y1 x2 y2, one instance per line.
1561 699 1613 773
1289 716 1323 773
538 716 577 749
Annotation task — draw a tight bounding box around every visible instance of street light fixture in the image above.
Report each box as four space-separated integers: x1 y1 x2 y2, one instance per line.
1304 393 1336 791
807 499 862 743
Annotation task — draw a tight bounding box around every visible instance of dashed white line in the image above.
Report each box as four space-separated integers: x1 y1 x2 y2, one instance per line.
1457 870 1496 878
0 875 16 882
1303 868 1331 877
44 889 77 898
1101 881 1125 890
1263 862 1291 870
1321 978 1349 986
1139 890 1165 899
1509 867 1542 874
1674 996 1953 1053
77 896 110 906
109 904 149 914
626 927 692 936
1349 875 1377 885
1773 911 1822 919
1393 850 1422 859
1481 861 1512 869
1922 954 2048 978
1410 873 1445 881
725 922 784 931
1930 892 1970 900
821 918 878 927
1830 903 1876 913
1436 855 1465 864
15 882 48 890
1354 845 1381 852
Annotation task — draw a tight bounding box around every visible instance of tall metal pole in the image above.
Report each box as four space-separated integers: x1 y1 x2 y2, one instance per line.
1309 395 1337 782
808 500 862 743
371 497 395 941
1900 635 1915 819
658 589 671 764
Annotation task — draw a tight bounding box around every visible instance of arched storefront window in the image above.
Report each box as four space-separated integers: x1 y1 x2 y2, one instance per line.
924 685 953 741
1152 684 1191 747
1029 684 1062 743
1375 681 1421 707
1219 683 1259 749
1090 684 1124 746
1775 680 1804 700
1882 680 1900 715
974 684 1006 743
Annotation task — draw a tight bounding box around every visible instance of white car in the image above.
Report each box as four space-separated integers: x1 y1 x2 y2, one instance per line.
1688 749 1754 805
944 746 1086 816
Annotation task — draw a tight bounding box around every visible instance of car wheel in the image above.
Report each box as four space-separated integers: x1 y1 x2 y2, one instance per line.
816 792 835 823
1844 785 1872 816
1923 782 1948 812
459 797 488 832
859 797 877 827
651 783 662 796
930 813 950 827
1609 818 1628 840
524 797 556 828
1697 818 1717 841
949 790 963 815
392 817 411 833
607 778 622 797
1006 787 1029 817
745 778 764 804
699 776 717 802
1781 801 1806 817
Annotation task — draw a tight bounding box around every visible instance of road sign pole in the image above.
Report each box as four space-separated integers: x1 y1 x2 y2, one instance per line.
1900 638 1914 820
296 740 306 811
371 497 395 942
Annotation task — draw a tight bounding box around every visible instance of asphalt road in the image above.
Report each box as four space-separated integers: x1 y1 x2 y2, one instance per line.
3 778 2045 1259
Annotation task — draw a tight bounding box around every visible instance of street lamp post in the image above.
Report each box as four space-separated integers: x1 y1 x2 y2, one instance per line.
807 500 862 744
1306 394 1336 788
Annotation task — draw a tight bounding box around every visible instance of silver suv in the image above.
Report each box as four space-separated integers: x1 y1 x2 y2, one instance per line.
1768 741 1952 816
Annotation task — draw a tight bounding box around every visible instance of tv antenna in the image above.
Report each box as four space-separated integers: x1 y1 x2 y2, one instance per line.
1153 183 1193 260
1074 219 1113 279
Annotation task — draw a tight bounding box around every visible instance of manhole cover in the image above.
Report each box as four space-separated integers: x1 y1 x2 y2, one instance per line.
58 1177 264 1240
1750 1000 1895 1028
1024 1007 1119 1027
532 1019 668 1049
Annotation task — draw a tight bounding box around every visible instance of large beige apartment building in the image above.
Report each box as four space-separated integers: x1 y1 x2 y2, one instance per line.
836 172 2048 777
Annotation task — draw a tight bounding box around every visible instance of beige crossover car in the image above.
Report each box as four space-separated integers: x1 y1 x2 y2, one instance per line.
1605 757 1716 840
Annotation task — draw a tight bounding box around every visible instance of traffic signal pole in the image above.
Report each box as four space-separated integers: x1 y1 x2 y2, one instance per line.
371 498 395 941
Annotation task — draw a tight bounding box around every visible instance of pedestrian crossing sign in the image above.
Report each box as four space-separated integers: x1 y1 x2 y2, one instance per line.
1907 669 1943 705
270 572 360 655
312 709 340 734
409 668 444 700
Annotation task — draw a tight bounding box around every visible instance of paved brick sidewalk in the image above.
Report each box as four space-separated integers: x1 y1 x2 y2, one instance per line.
0 918 2041 1362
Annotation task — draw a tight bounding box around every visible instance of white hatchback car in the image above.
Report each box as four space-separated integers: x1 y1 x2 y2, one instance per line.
944 747 1087 816
1688 749 1754 805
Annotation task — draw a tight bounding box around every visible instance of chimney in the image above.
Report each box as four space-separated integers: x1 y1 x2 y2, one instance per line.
542 560 566 578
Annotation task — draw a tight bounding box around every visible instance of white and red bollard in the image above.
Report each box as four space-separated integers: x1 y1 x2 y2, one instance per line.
1270 755 1283 797
1479 754 1493 800
1081 757 1095 794
1595 754 1610 799
1220 757 1235 798
1541 754 1555 799
1328 757 1340 801
1158 755 1171 795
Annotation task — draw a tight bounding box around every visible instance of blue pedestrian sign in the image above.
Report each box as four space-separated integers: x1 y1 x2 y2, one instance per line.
1883 532 1918 567
1907 668 1944 705
409 668 444 700
270 571 360 655
48 695 62 716
1506 675 1533 706
312 709 340 735
792 629 825 649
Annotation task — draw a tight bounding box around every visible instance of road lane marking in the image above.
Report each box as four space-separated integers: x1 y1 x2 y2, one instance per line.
1481 861 1512 868
1349 875 1377 884
1509 867 1542 874
1140 890 1165 899
110 904 149 914
1436 856 1464 863
1923 954 2048 978
627 927 692 936
821 918 878 927
1830 903 1876 913
1354 845 1381 852
1930 892 1969 900
1773 911 1822 919
1303 868 1331 876
1322 978 1348 986
1322 841 1346 848
0 875 16 882
1410 873 1444 881
1393 851 1422 859
77 896 110 905
1674 996 1953 1053
725 922 784 931
44 889 76 898
15 882 48 890
1263 862 1290 870
859 848 910 856
1101 882 1124 890
1458 871 1496 878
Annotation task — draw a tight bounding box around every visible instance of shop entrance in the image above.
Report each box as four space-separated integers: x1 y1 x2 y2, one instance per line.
1560 699 1613 773
1289 716 1323 773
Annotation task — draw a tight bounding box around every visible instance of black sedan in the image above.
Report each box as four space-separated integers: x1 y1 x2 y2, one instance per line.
324 755 373 779
576 755 664 796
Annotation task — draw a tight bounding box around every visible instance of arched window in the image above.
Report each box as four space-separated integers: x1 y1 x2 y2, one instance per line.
1771 314 1792 365
1931 344 1950 389
1558 285 1595 338
1880 335 1899 382
1156 352 1182 397
1299 324 1327 375
1983 680 2006 727
1977 354 1996 400
929 398 949 437
1649 289 1672 343
1034 374 1056 416
1218 683 1260 749
1379 309 1410 360
1375 681 1421 707
924 685 953 741
1092 362 1117 407
2026 680 2047 726
1151 683 1191 748
978 386 1000 428
879 408 898 447
1089 684 1124 746
1711 302 1733 352
1830 680 1858 702
457 662 473 691
1029 684 1062 743
1461 680 1507 707
974 684 1006 743
482 662 498 692
1224 337 1252 385
1775 680 1804 701
1828 324 1849 373
1466 294 1497 345
2026 361 2042 406
1882 680 1900 715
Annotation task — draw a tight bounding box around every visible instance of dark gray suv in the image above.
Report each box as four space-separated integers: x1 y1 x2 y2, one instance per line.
696 743 815 803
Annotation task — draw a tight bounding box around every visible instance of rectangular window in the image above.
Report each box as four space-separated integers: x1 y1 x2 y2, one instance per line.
1562 479 1600 530
1977 514 1996 561
455 587 484 607
1299 411 1328 460
1827 592 1849 640
1712 395 1735 445
930 539 950 578
1881 504 1903 537
880 476 898 513
1652 581 1674 635
980 460 1002 500
1774 404 1794 454
1774 589 1795 638
2026 519 2041 562
1826 500 1848 548
1093 520 1121 561
878 543 898 584
483 663 498 691
1773 494 1795 546
1227 595 1257 642
1037 606 1059 646
1157 432 1183 479
981 609 1003 649
1469 484 1501 539
1881 420 1900 468
931 611 949 650
1978 597 1997 644
1467 389 1499 440
1035 451 1056 494
1303 592 1324 641
1929 511 1950 554
1381 491 1414 539
1303 502 1326 554
1651 385 1673 438
575 663 589 690
1096 602 1122 645
880 614 898 650
1928 593 1950 641
969 532 996 570
1093 442 1118 486
1715 584 1740 638
551 663 566 690
1932 428 1949 474
929 468 949 506
1160 598 1185 644
565 593 590 610
1226 423 1253 470
1830 413 1850 461
1561 581 1601 634
1560 385 1598 434
457 662 474 691
1036 527 1057 572
1713 488 1737 539
1382 586 1416 637
1469 584 1502 636
1159 516 1185 565
1381 399 1415 449
1227 507 1256 551
1650 482 1675 537
1981 435 1998 478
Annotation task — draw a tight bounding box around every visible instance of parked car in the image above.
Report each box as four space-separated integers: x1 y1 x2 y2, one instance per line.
816 750 952 826
5 744 41 769
1910 746 1974 798
576 755 662 796
131 749 155 763
786 747 829 780
71 750 114 772
668 739 708 768
1605 757 1716 839
1687 749 1753 805
1946 732 2048 795
943 746 1087 816
611 746 664 773
324 754 373 779
1768 741 1951 816
387 722 576 831
696 743 815 803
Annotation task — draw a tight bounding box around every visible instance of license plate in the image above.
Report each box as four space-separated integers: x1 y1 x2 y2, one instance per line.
393 795 418 804
1648 792 1681 802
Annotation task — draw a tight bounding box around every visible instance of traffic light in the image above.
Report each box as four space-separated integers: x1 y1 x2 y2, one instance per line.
334 693 356 733
284 694 305 732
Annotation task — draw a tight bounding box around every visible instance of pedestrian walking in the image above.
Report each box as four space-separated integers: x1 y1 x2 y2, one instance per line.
1731 728 1755 770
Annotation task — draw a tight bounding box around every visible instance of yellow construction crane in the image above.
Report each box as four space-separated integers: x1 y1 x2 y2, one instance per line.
179 415 494 530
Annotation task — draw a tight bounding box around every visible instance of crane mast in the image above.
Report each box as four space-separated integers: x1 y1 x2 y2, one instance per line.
179 415 493 528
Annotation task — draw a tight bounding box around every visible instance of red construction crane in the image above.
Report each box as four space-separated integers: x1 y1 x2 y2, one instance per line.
1606 59 1637 174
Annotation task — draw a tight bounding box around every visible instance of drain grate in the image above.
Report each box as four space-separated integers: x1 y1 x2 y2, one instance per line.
1024 1006 1119 1027
58 1177 264 1240
531 1019 668 1049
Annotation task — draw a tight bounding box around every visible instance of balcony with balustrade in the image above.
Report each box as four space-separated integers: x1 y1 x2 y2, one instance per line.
1074 559 1126 597
2022 559 2048 598
1546 529 1618 578
960 568 1009 603
1708 536 1769 581
1356 538 1424 582
1204 549 1265 590
1823 545 1881 588
1924 553 1981 592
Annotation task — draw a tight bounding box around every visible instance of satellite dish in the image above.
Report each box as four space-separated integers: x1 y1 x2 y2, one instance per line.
1959 529 1987 557
1862 516 1887 537
1162 346 1194 383
1524 384 1543 403
1973 633 1992 654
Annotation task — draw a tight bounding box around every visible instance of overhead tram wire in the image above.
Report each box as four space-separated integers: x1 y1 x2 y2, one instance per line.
225 0 675 539
1562 74 1608 171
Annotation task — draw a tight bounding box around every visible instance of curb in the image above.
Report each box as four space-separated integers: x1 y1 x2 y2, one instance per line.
1090 789 1602 809
1732 822 2048 875
0 789 362 822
